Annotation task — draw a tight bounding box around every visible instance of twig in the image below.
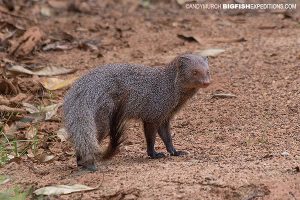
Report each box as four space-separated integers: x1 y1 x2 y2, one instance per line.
0 7 33 22
0 105 26 113
212 93 237 98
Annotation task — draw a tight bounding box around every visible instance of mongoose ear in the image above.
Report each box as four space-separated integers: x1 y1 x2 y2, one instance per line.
203 56 208 62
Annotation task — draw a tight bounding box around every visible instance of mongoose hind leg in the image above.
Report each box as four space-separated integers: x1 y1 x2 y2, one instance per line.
158 121 188 156
143 122 165 159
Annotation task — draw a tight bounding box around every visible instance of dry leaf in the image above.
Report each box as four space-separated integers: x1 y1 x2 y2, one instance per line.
40 6 52 17
27 149 35 158
42 42 75 51
56 128 69 142
22 102 39 113
36 153 55 163
3 123 18 139
78 40 99 51
69 1 92 13
22 103 61 121
177 33 202 43
48 0 70 9
34 184 97 195
39 77 78 91
25 126 37 139
43 103 62 120
197 48 225 57
0 176 10 185
9 26 44 57
6 64 76 76
176 0 194 5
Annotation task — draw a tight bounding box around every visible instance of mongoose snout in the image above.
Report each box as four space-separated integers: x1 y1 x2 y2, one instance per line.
63 53 210 171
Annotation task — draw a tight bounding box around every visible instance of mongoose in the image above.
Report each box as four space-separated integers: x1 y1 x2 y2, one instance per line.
63 53 211 171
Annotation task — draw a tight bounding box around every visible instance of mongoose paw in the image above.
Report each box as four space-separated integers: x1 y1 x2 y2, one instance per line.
78 162 97 172
170 150 188 156
149 152 166 159
81 164 97 172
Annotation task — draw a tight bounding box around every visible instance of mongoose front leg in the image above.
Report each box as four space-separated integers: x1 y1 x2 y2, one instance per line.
158 121 187 156
143 122 165 159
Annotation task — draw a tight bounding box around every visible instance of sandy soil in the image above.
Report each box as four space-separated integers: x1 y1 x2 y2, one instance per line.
0 0 299 199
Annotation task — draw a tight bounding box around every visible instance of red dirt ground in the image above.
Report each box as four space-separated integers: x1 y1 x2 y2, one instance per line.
0 0 299 199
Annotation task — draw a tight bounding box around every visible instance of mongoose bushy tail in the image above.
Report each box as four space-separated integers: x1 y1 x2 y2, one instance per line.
102 99 127 160
63 53 211 171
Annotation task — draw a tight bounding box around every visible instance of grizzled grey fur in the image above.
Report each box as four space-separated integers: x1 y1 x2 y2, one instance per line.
63 53 211 171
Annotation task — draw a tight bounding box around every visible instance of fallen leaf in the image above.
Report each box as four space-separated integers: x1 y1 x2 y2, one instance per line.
36 153 55 163
27 149 35 158
40 6 52 17
25 126 37 139
233 0 245 3
42 42 75 51
176 0 193 5
68 1 92 13
6 64 76 76
197 48 225 57
3 123 18 139
9 26 44 57
177 33 202 43
0 175 10 185
43 103 62 120
22 103 39 113
56 128 69 142
78 40 99 51
48 0 69 9
22 103 61 122
39 77 78 91
139 0 150 8
34 184 97 196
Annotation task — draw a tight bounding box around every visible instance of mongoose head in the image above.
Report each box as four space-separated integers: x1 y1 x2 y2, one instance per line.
176 53 211 89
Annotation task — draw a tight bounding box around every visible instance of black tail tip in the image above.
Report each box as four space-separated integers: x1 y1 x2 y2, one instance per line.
102 100 127 160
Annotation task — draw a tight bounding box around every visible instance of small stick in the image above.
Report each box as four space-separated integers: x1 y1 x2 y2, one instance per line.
0 7 33 22
0 105 26 113
212 93 237 98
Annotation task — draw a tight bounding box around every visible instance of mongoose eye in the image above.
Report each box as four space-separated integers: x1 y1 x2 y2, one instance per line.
192 70 198 75
207 71 210 76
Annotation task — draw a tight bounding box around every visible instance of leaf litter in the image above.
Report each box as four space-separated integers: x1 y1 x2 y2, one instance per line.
34 184 98 196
